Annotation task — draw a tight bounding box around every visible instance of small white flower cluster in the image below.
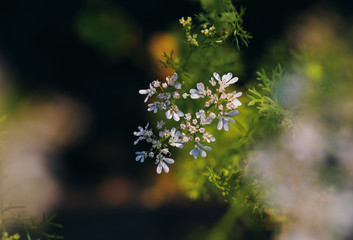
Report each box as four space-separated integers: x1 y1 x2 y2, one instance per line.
134 72 242 174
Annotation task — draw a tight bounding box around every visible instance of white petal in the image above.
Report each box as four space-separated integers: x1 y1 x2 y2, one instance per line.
190 149 199 159
203 145 212 152
225 117 235 124
222 73 232 82
213 72 220 81
190 94 200 99
136 155 142 161
232 99 242 106
227 110 239 116
161 161 169 173
224 120 230 131
166 110 172 119
139 89 148 94
233 91 242 97
164 158 175 164
171 127 176 136
144 96 149 103
171 72 178 81
177 111 184 117
227 77 238 84
217 118 223 130
173 113 180 121
200 148 207 157
175 143 183 148
197 83 205 91
157 163 162 174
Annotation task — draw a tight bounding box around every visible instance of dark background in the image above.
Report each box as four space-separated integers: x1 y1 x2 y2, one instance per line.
0 0 351 239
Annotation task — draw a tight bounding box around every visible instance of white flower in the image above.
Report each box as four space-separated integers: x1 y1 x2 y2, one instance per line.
135 151 147 162
152 139 162 149
169 128 184 148
156 120 165 129
156 156 174 174
166 73 178 86
203 132 215 143
209 77 217 86
152 80 161 88
139 84 157 103
217 110 239 131
182 93 189 99
230 91 242 108
184 113 192 121
213 72 238 90
190 83 206 99
133 123 150 145
174 82 182 89
160 148 170 155
147 101 160 113
166 105 184 121
189 143 212 158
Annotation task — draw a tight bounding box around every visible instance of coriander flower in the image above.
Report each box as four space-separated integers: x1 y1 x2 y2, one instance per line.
166 105 184 121
139 84 157 103
156 120 165 129
135 151 147 162
190 83 206 99
133 123 150 145
147 101 160 113
190 143 212 158
156 156 175 174
203 132 215 143
217 110 239 131
169 128 184 148
166 73 178 86
213 72 238 90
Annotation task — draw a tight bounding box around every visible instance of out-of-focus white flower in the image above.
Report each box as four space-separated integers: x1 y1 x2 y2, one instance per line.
190 83 206 99
156 120 165 129
184 113 192 121
139 84 157 103
166 105 184 121
182 93 189 99
190 143 212 158
169 128 184 148
209 77 217 86
166 73 178 86
217 110 239 131
156 156 174 174
135 151 147 162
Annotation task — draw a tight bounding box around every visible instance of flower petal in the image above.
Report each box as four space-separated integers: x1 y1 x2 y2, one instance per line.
162 161 169 173
171 72 178 81
173 113 180 121
157 163 162 174
190 149 199 159
222 72 232 82
224 120 230 131
227 77 239 84
139 89 148 94
203 145 212 152
164 158 175 164
227 110 239 116
200 148 207 157
225 117 235 124
166 110 172 119
217 118 223 130
213 72 221 81
197 83 205 91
